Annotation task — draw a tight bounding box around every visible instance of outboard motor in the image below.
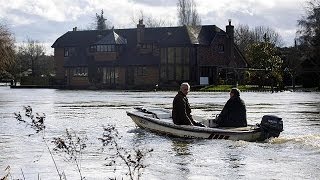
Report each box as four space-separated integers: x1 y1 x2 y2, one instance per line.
259 115 283 140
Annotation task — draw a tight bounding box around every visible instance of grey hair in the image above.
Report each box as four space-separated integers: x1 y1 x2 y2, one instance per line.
180 82 190 91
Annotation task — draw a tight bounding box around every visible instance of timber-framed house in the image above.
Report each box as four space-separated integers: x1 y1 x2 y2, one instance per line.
52 20 247 89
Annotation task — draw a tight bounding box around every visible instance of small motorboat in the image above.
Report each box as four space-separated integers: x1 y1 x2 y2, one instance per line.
126 107 283 142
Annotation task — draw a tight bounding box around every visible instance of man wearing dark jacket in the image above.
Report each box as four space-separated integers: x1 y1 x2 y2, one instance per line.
216 88 247 127
172 82 198 125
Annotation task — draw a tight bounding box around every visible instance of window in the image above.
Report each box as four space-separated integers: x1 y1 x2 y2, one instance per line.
175 66 182 80
73 67 88 76
95 45 116 52
136 66 147 76
168 48 175 64
110 45 115 51
218 44 224 53
160 48 167 80
97 45 101 52
64 47 75 57
104 67 118 85
89 45 96 52
160 47 190 81
64 48 69 57
141 43 152 49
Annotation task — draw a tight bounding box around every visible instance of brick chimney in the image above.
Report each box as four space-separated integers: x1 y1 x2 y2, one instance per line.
137 19 145 46
226 19 234 61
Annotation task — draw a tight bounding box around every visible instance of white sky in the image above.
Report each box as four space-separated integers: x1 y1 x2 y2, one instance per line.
0 0 308 55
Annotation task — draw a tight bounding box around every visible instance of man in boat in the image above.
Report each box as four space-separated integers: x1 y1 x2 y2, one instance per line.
215 88 247 127
172 82 204 127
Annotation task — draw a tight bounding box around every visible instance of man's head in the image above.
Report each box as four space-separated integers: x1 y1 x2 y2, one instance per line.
230 88 240 97
180 82 190 96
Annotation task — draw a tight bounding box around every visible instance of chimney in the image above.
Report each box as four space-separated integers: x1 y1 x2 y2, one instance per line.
137 19 145 46
226 19 234 61
73 27 77 31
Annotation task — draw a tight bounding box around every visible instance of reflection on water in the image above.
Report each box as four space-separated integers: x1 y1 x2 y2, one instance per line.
0 87 320 179
171 139 192 180
224 144 247 169
172 139 192 156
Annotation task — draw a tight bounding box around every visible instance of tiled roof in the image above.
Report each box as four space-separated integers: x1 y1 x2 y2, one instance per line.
94 30 127 45
187 26 215 45
52 25 226 48
51 25 229 67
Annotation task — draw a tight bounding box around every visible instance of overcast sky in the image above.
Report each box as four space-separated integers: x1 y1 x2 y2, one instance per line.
0 0 309 55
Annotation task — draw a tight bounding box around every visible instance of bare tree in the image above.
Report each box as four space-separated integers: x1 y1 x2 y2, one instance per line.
131 10 173 28
177 0 201 26
0 22 15 73
16 39 45 77
253 26 284 47
145 16 173 28
234 24 254 53
235 24 284 54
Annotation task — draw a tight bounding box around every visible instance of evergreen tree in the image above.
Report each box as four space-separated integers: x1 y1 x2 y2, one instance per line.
297 0 320 87
246 41 283 89
96 9 107 30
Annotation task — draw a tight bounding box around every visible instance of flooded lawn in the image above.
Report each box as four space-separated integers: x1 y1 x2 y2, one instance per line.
0 87 319 179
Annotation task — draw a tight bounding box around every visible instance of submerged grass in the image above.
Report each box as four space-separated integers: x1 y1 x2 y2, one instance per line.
200 85 273 92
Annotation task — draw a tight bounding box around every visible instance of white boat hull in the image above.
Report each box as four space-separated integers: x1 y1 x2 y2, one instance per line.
126 108 267 142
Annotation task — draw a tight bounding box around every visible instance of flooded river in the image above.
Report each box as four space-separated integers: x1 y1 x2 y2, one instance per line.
0 87 319 179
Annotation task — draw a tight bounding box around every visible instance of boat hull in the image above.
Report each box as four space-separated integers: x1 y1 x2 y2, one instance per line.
126 109 264 142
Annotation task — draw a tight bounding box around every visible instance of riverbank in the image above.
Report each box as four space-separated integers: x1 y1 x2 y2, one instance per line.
199 85 320 92
7 84 320 92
